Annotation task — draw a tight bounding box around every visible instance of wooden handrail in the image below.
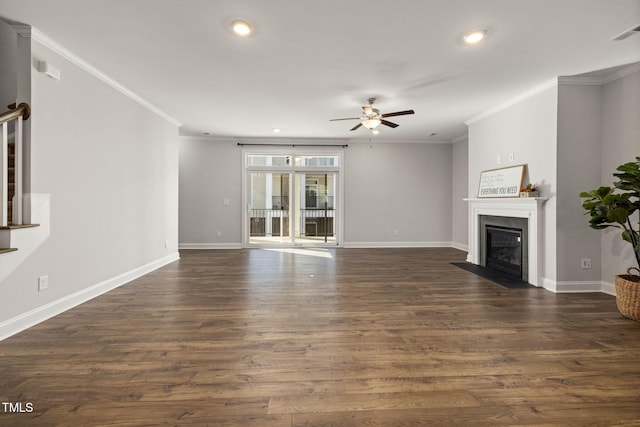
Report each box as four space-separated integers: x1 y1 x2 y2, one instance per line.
0 103 30 125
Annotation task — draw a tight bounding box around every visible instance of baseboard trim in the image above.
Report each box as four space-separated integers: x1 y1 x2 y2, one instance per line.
601 281 616 296
180 242 468 250
0 252 180 341
450 242 469 252
542 277 614 295
343 241 454 249
179 243 243 249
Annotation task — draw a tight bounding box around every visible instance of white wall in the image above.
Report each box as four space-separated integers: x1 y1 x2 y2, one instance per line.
467 84 559 283
451 137 468 250
600 68 640 282
0 29 179 336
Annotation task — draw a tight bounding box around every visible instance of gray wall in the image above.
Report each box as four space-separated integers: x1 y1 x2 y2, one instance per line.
0 20 17 108
179 139 455 247
0 32 179 326
556 83 603 283
179 138 242 247
451 137 468 250
467 85 559 283
600 69 640 282
344 142 452 246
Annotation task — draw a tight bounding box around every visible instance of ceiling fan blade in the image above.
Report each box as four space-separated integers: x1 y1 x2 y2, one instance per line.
350 123 363 131
381 109 415 118
381 119 399 128
329 117 360 121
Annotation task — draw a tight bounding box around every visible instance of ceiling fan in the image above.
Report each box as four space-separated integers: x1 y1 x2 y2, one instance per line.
330 98 415 132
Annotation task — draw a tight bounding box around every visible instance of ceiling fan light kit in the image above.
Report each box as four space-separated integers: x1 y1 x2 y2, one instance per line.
362 118 381 129
330 97 415 133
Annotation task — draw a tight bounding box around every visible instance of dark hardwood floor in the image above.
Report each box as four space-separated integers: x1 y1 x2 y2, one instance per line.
1 248 640 426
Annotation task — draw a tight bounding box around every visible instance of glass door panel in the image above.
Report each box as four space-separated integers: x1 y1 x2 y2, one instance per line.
248 172 292 245
295 172 337 245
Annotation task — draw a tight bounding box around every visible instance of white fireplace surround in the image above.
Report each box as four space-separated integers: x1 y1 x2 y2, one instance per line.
465 197 547 286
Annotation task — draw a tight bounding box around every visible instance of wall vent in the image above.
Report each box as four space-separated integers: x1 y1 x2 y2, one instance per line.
611 24 640 41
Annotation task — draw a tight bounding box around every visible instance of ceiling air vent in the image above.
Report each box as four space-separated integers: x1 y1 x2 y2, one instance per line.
611 24 640 41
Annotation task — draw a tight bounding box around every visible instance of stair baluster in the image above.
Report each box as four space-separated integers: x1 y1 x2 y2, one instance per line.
0 102 29 227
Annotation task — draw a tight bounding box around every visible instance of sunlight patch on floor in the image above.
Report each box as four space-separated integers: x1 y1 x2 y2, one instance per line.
263 247 334 259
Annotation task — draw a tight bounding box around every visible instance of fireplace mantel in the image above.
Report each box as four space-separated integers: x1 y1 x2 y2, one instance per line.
464 197 547 286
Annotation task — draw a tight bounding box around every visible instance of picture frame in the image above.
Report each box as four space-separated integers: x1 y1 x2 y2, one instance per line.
477 164 526 198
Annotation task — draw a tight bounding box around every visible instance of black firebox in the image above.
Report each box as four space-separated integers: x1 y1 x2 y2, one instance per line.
485 225 523 279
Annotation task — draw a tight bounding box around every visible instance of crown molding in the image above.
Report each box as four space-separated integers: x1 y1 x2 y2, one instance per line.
554 63 640 87
466 61 640 126
602 62 640 84
235 136 350 145
12 24 31 37
465 78 558 126
179 135 236 143
352 138 450 144
15 25 182 127
557 76 603 86
179 135 352 146
451 133 468 144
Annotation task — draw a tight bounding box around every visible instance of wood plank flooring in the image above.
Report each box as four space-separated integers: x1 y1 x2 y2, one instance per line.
1 247 640 426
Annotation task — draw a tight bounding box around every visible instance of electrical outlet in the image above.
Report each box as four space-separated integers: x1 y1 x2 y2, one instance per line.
216 231 222 237
508 152 515 162
581 258 592 269
164 240 169 249
393 230 399 237
497 155 502 165
38 275 48 291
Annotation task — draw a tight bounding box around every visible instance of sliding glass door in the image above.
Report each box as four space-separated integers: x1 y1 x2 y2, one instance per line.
244 152 341 247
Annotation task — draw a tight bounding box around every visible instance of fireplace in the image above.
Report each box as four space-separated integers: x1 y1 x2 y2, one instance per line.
465 197 546 286
479 215 529 281
486 225 523 278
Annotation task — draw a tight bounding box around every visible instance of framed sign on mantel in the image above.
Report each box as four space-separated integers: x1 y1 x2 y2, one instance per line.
477 164 526 198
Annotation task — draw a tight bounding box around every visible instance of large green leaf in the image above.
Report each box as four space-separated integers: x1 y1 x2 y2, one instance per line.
622 230 633 243
596 186 613 198
580 156 640 270
609 207 630 224
614 157 640 197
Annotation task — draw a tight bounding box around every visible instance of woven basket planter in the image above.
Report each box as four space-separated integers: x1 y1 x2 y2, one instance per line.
615 271 640 321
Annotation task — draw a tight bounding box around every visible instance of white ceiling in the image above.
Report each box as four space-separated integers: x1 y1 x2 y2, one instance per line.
1 0 639 142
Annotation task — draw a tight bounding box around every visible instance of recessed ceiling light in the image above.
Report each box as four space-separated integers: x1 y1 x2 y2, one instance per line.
231 20 253 37
464 29 486 44
272 128 281 133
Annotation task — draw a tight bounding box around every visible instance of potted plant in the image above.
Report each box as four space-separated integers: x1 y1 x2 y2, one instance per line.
580 156 640 320
520 183 539 198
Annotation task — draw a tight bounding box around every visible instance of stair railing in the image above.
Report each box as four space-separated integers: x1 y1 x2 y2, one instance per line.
0 102 30 226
